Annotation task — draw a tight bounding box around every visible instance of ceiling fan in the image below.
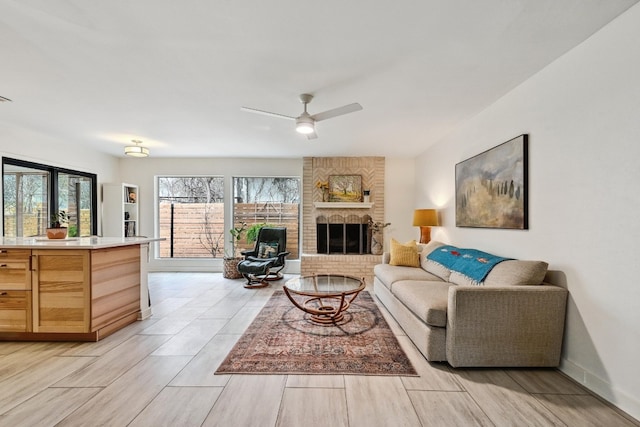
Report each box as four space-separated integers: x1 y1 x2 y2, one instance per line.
241 94 362 139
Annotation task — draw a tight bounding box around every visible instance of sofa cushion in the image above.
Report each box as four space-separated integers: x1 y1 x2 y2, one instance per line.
484 260 549 286
449 271 477 286
373 264 441 290
391 280 452 327
418 241 450 279
419 240 446 258
427 245 513 285
389 239 420 267
423 259 451 281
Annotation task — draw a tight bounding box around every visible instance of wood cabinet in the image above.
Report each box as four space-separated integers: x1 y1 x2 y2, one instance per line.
0 249 32 332
0 245 142 341
102 183 139 237
90 245 141 335
0 249 31 290
0 290 32 332
32 249 90 333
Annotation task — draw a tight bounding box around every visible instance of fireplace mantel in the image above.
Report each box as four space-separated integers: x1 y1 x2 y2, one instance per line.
314 202 374 209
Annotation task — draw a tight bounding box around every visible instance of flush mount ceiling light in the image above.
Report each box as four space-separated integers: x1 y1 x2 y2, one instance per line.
124 140 149 157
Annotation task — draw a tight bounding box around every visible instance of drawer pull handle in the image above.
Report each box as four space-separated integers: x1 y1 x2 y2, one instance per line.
0 292 7 296
0 264 7 268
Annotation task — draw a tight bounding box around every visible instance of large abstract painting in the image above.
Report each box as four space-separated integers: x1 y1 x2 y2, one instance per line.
455 134 528 229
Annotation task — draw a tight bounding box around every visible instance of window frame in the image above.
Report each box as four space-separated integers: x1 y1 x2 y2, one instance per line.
2 157 98 236
232 175 301 260
156 175 226 259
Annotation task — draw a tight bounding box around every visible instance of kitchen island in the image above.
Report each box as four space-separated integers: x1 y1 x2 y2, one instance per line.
0 236 160 341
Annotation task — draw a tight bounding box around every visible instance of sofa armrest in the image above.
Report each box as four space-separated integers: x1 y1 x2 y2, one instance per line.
381 252 390 264
446 285 568 367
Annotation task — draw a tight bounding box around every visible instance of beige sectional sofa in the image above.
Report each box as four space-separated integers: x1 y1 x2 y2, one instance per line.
373 241 568 367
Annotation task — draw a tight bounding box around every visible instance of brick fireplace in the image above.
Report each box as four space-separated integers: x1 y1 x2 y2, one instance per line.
301 157 385 284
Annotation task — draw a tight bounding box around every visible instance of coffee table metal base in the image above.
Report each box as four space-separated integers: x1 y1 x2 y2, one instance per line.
302 295 351 324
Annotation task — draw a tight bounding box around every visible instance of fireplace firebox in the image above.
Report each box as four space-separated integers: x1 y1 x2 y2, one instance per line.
316 214 371 254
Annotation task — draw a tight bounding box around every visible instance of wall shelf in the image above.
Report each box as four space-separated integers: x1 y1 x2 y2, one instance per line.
102 183 139 237
314 202 374 209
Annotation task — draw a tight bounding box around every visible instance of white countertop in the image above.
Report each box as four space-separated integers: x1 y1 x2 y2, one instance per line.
0 236 164 249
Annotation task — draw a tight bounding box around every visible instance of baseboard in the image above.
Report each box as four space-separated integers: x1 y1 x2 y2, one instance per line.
148 261 301 274
138 307 153 320
560 357 640 422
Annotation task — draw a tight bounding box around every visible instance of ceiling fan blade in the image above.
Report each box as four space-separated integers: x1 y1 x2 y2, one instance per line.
306 130 318 140
240 106 295 121
311 103 362 122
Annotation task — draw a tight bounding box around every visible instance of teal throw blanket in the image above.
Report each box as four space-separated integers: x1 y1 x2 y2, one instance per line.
426 245 511 285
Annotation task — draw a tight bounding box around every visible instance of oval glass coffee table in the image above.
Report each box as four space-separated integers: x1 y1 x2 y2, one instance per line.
283 274 366 324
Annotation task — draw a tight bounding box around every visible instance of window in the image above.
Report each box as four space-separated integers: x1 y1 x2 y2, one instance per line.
157 176 225 258
233 177 300 259
2 157 97 237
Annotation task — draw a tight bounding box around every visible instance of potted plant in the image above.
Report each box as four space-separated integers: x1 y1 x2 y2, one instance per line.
223 222 247 279
47 210 69 239
245 222 275 245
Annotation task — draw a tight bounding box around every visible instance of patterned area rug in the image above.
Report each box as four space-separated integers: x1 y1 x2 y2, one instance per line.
215 290 417 376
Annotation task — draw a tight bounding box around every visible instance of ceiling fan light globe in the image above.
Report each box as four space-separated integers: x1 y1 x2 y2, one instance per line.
295 116 315 134
296 123 315 134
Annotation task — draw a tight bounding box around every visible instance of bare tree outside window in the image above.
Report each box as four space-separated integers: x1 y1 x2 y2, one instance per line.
158 176 225 258
233 177 300 259
234 177 300 203
3 169 48 237
156 176 300 259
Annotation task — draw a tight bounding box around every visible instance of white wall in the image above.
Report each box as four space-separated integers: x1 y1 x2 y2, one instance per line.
415 4 640 419
0 124 120 231
0 125 119 182
385 157 417 246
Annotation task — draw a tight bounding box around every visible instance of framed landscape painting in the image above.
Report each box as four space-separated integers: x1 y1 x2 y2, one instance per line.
455 134 528 229
329 175 362 202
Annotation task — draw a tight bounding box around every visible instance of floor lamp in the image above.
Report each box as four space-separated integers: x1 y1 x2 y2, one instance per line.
413 209 438 244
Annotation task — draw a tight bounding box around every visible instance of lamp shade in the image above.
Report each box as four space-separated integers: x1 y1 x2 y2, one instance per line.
412 209 438 227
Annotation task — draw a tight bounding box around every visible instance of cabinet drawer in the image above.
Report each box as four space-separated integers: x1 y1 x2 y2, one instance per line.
0 249 31 259
0 260 31 290
0 290 32 332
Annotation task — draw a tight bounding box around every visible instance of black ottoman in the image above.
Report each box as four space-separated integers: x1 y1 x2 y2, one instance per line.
236 259 275 288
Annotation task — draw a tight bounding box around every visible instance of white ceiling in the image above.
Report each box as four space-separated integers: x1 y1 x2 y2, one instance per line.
0 0 636 159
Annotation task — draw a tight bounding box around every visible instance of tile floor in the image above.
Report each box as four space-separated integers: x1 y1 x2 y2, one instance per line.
0 272 638 427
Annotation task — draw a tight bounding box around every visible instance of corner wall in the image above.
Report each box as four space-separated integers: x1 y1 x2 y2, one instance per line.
415 4 640 419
